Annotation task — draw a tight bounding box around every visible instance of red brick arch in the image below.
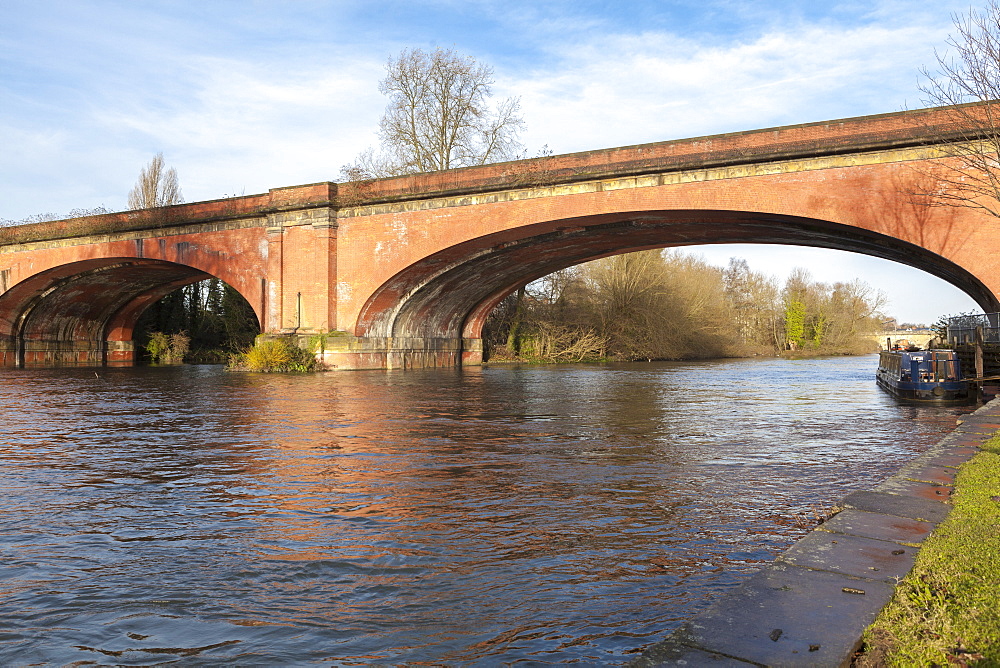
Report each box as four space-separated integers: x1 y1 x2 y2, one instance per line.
0 257 260 366
355 209 1000 342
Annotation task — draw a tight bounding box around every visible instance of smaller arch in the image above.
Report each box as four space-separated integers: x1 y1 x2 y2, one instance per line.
0 258 260 367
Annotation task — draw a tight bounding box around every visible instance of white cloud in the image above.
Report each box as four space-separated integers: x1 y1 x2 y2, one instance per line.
90 54 387 201
507 21 950 153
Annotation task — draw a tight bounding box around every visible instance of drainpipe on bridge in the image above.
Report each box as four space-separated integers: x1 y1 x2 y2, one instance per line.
975 326 985 395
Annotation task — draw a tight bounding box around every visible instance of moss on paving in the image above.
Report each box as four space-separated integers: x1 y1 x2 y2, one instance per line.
859 434 1000 666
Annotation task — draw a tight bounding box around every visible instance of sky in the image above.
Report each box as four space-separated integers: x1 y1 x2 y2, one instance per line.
0 0 988 324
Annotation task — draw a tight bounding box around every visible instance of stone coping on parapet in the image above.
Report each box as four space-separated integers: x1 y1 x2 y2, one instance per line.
632 398 1000 667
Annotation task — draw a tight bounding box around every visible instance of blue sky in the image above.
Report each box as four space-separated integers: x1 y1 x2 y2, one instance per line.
0 0 985 323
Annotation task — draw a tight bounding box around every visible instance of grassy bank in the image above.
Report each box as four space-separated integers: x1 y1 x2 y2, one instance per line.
857 434 1000 666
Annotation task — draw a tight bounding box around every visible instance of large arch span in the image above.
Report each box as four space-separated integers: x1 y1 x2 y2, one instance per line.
355 209 1000 343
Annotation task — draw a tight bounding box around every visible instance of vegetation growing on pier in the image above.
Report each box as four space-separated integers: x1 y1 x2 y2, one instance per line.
858 434 1000 666
145 331 190 365
228 337 321 373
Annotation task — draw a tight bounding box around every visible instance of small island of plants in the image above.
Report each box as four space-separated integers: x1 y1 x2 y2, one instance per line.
227 337 323 373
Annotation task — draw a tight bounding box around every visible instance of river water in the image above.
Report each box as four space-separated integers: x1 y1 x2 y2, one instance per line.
0 356 972 665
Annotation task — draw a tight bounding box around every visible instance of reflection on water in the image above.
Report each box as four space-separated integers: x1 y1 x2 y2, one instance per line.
0 356 971 664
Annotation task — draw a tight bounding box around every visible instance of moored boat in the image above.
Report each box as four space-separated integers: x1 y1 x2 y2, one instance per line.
876 349 972 402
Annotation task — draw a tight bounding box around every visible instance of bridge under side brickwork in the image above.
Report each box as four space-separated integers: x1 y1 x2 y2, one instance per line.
3 105 1000 369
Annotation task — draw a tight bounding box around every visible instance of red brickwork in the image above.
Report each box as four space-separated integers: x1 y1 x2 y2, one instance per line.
1 105 998 368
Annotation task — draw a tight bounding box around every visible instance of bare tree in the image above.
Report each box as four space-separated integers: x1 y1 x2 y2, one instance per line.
723 257 781 351
342 47 524 178
918 1 1000 217
128 153 183 209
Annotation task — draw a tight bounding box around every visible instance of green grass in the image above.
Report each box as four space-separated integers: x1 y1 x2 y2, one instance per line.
859 434 1000 666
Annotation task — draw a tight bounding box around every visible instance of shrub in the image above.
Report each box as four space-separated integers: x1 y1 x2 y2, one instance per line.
145 330 189 364
229 337 320 372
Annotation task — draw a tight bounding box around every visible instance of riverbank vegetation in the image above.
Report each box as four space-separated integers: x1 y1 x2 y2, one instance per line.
484 250 886 363
857 433 1000 666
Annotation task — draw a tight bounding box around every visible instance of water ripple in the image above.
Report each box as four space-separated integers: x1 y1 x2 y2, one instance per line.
0 357 971 664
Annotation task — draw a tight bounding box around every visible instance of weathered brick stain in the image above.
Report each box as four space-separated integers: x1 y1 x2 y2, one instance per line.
2 105 1000 368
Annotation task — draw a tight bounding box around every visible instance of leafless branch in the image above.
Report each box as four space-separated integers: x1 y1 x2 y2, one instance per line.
917 1 1000 217
128 153 184 210
341 47 524 180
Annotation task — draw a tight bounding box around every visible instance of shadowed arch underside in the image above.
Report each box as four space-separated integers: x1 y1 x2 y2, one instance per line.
356 210 1000 342
0 258 220 367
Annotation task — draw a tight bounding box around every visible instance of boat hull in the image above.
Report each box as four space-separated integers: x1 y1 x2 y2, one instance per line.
876 371 971 402
876 349 973 403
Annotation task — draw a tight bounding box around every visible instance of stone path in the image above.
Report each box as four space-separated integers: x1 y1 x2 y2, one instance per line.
633 399 1000 667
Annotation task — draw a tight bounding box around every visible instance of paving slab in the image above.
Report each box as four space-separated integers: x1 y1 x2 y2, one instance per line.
876 477 953 502
630 643 757 666
953 425 999 435
942 432 985 442
776 532 917 582
817 509 934 545
658 564 895 668
841 490 951 523
897 463 957 485
941 434 988 446
954 420 1000 431
914 450 979 469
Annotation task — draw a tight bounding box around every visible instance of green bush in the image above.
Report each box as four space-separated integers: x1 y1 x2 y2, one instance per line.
145 330 189 364
228 338 320 372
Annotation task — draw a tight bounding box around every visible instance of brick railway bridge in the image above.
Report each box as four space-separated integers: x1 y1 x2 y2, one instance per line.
3 105 1000 369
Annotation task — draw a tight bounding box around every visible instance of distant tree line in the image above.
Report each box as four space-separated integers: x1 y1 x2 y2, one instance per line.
484 250 886 363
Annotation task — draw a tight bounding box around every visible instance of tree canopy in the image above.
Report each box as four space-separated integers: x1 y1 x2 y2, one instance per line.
128 152 183 209
343 47 525 179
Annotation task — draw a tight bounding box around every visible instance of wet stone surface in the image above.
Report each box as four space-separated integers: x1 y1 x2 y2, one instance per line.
842 490 952 524
658 564 896 667
776 532 917 582
877 477 953 502
900 463 958 485
818 509 935 545
631 644 754 667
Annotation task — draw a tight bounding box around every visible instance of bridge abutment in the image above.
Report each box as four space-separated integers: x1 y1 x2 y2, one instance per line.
271 333 483 370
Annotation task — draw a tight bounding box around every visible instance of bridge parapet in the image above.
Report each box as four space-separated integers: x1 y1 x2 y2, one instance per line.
334 103 984 209
0 183 337 247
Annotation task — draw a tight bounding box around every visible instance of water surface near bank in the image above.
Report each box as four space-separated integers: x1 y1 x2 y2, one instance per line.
0 356 972 664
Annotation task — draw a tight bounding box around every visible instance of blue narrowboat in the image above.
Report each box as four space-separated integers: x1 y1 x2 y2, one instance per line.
876 349 971 402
